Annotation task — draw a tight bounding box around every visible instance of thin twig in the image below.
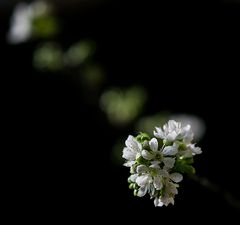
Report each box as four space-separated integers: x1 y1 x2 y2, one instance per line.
189 174 240 210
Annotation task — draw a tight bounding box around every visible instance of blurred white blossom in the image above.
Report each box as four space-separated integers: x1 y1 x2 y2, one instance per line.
170 114 206 141
136 113 205 142
7 2 32 44
7 1 56 44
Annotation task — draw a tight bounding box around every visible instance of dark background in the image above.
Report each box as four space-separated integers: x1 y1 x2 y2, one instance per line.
1 0 240 222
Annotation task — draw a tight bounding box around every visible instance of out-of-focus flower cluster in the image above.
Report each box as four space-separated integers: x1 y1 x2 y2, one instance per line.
7 1 58 44
123 120 202 207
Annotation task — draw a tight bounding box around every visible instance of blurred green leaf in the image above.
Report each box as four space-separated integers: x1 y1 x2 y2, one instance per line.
32 16 59 38
65 41 96 67
33 42 63 71
100 86 147 126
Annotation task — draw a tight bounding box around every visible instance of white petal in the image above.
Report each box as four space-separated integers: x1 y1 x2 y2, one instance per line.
162 196 174 206
154 127 165 139
181 125 193 143
122 147 136 160
136 174 151 187
136 165 148 173
169 197 175 205
154 198 164 207
150 161 160 169
153 176 163 190
188 144 202 154
141 150 154 160
149 138 158 151
170 173 183 183
167 182 178 194
193 146 202 154
168 120 179 131
166 131 178 142
158 169 169 177
163 124 167 132
125 135 142 152
129 174 138 182
137 186 148 197
125 135 134 148
123 161 135 167
162 145 178 156
163 157 175 169
149 184 155 197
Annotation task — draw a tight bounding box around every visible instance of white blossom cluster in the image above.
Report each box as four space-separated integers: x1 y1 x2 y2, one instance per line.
122 120 202 207
7 1 51 44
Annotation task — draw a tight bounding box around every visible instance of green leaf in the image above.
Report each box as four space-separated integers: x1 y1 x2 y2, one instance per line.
184 157 194 164
174 163 196 175
173 157 195 175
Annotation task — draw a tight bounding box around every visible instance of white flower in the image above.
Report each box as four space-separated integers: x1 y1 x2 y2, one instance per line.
129 174 138 182
162 142 179 156
163 157 175 169
154 120 193 143
154 179 179 207
154 197 164 207
122 119 202 207
122 135 142 166
187 143 202 155
170 114 206 141
142 138 178 161
178 143 202 157
136 165 148 173
141 137 158 160
136 174 153 197
155 196 175 207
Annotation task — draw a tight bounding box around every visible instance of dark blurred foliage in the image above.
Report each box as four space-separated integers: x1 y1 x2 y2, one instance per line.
1 0 240 223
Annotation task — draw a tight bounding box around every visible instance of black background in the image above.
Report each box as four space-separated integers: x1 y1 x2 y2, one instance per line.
1 0 240 222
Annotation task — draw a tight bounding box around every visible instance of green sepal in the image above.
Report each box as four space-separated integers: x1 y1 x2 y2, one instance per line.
136 132 150 143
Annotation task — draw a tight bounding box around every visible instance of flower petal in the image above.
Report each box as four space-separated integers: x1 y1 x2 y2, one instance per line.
154 198 164 207
158 169 169 177
136 174 151 187
167 181 178 194
181 125 193 143
150 161 160 169
163 157 175 169
149 138 158 151
123 160 135 167
125 135 142 152
168 120 179 131
170 173 183 183
162 144 178 156
154 127 165 139
129 174 138 182
188 144 202 154
137 186 148 197
153 176 163 190
122 147 136 160
141 150 154 160
166 131 178 142
161 196 175 206
136 165 148 173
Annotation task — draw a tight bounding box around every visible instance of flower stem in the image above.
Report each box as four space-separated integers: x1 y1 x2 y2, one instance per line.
189 174 240 210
